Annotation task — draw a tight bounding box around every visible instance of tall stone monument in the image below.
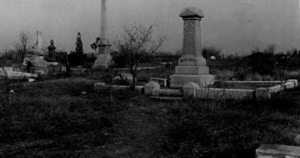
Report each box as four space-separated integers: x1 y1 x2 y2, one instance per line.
93 0 112 69
23 31 48 68
170 7 214 88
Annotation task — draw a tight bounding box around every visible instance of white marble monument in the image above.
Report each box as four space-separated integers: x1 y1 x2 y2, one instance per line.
170 7 214 88
93 0 112 69
23 31 48 68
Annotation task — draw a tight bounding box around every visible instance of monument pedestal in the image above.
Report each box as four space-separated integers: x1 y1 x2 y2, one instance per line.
171 64 214 88
93 53 112 69
93 42 112 69
170 74 214 88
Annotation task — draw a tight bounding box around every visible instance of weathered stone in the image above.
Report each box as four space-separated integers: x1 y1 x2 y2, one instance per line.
287 79 298 87
268 85 284 93
196 88 254 100
171 74 214 88
170 7 214 88
256 144 300 158
175 66 209 75
150 77 168 87
0 67 38 79
255 88 271 100
93 53 112 69
93 0 112 69
183 82 200 97
144 81 160 96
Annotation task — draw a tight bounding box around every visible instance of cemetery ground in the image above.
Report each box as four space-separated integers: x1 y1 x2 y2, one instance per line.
0 74 299 157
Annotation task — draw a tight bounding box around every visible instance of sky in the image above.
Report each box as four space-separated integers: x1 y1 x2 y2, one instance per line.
0 0 299 55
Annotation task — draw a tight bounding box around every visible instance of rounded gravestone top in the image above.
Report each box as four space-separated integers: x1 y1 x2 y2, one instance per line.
183 82 200 89
179 7 204 18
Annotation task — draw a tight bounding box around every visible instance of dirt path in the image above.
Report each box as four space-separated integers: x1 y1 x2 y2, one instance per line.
94 100 171 158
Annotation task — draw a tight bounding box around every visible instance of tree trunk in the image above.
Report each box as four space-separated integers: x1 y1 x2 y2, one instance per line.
131 72 136 91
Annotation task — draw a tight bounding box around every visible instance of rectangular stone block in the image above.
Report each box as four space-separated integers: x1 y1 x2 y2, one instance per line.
287 79 298 87
175 66 209 75
255 88 271 100
268 85 284 93
256 144 300 158
170 74 214 88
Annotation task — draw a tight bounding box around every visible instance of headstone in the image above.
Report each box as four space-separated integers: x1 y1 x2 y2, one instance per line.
144 81 160 96
22 31 59 75
170 7 214 88
183 82 200 97
93 0 112 69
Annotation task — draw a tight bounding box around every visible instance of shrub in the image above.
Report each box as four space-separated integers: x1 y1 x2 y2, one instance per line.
248 46 276 76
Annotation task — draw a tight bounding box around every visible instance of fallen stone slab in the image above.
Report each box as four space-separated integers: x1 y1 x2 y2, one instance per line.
256 144 300 158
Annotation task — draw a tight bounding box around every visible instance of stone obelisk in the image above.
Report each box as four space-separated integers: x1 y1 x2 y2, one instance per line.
170 7 214 88
93 0 112 69
100 0 107 43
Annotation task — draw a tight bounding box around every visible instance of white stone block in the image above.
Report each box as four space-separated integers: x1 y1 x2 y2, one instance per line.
175 66 209 75
144 81 160 96
287 79 298 87
170 74 214 88
183 82 200 97
284 82 295 89
268 85 284 93
256 144 300 158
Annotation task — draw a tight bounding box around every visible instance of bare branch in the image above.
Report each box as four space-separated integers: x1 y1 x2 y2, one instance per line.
115 23 166 90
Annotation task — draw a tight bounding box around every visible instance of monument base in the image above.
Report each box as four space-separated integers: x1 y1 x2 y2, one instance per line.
170 74 214 88
175 65 209 74
93 54 112 69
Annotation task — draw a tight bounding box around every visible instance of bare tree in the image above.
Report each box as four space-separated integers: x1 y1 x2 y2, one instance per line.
116 24 165 90
15 32 29 62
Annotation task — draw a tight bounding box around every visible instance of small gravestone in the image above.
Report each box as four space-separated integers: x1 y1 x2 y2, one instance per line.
183 82 200 97
170 7 214 88
144 81 160 96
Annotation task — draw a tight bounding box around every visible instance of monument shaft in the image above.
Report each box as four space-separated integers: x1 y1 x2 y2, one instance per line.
93 0 112 68
100 0 107 40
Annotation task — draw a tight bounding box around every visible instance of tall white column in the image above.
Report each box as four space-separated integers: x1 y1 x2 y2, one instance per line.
100 0 107 40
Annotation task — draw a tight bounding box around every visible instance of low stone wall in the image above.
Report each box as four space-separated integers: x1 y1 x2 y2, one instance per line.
143 79 298 100
94 79 298 100
94 82 144 93
196 88 254 100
